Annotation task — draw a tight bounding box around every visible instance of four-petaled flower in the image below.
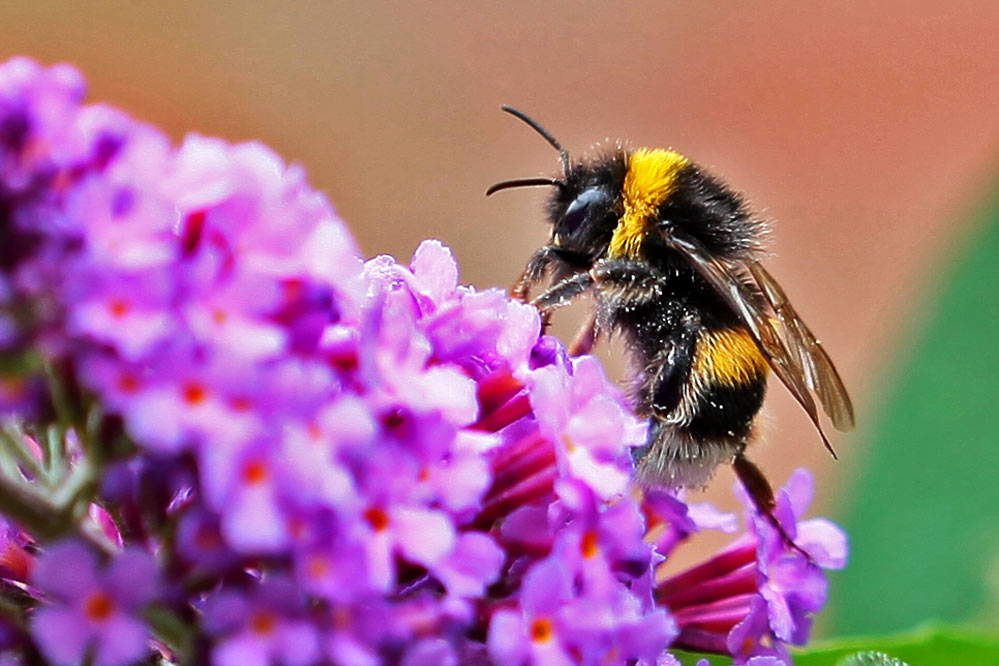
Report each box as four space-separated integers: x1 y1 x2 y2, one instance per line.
31 542 157 666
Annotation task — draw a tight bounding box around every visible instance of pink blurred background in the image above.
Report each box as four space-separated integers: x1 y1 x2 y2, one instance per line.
4 2 997 567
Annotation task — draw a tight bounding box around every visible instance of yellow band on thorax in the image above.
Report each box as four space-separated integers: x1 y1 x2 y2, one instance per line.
608 148 689 259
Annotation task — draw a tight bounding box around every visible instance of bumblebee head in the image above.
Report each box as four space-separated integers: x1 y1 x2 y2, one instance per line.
486 106 625 266
545 151 628 265
487 106 766 267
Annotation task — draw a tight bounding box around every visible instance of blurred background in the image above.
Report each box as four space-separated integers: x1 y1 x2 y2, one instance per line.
3 0 997 641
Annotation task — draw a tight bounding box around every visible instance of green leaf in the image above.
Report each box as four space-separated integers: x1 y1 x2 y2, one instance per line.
835 652 909 666
829 184 999 634
668 650 732 665
796 625 999 666
671 625 999 666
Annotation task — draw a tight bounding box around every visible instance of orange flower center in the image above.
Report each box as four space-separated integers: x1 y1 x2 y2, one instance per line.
83 592 114 622
117 372 141 394
364 507 389 532
182 382 207 405
229 396 253 412
332 606 351 629
242 459 268 485
194 524 222 551
108 299 130 318
561 433 576 453
530 617 554 643
250 610 276 636
581 530 599 559
306 554 329 580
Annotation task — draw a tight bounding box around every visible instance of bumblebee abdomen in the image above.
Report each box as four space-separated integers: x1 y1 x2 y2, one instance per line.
686 325 768 438
686 375 767 440
693 326 769 387
634 324 769 489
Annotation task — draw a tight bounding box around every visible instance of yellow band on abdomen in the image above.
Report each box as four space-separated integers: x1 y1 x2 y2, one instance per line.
693 327 769 386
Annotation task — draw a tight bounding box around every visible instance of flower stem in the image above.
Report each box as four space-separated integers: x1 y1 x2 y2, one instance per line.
0 423 44 481
0 471 114 555
42 360 77 431
144 604 195 664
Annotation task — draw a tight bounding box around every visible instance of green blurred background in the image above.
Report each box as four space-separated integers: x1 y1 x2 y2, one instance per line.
2 0 997 639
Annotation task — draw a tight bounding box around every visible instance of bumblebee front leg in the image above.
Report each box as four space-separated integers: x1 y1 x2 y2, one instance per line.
512 244 561 302
530 271 595 329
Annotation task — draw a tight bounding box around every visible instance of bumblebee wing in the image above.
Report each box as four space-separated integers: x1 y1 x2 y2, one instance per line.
747 260 855 431
662 232 838 457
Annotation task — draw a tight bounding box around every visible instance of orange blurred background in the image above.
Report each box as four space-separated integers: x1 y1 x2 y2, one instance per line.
3 2 997 570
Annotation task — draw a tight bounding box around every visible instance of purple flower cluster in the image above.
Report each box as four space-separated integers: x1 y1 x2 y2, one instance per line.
0 57 846 666
656 470 847 664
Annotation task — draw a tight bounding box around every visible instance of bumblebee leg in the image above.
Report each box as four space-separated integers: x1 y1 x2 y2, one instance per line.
512 245 560 302
511 268 533 302
568 310 599 356
531 271 594 313
653 313 699 411
592 259 664 303
732 453 814 562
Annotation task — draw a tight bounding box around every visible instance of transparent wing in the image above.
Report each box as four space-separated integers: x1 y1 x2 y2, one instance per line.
747 260 855 431
662 233 844 457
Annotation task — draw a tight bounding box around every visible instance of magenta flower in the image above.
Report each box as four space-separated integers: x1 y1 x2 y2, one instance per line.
0 57 848 666
656 470 847 664
30 542 157 666
488 554 663 666
204 577 321 666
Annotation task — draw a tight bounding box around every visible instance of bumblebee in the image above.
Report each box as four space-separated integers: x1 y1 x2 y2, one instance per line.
488 106 854 522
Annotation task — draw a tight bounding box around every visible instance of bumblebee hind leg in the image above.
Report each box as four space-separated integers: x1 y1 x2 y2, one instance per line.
732 452 814 562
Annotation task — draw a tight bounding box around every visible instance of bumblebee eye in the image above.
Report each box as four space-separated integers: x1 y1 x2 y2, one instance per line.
561 187 607 236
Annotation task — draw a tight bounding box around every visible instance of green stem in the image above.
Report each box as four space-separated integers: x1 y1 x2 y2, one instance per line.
0 422 45 481
44 423 66 478
0 592 25 627
42 360 76 431
0 472 114 556
51 457 95 509
144 604 195 664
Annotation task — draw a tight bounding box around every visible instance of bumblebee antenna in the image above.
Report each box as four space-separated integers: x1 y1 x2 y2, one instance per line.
500 105 570 176
485 177 563 196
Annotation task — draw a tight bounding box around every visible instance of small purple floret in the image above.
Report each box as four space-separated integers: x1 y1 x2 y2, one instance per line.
31 542 157 666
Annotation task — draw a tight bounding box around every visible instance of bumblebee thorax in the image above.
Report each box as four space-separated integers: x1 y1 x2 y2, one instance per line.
609 148 690 260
